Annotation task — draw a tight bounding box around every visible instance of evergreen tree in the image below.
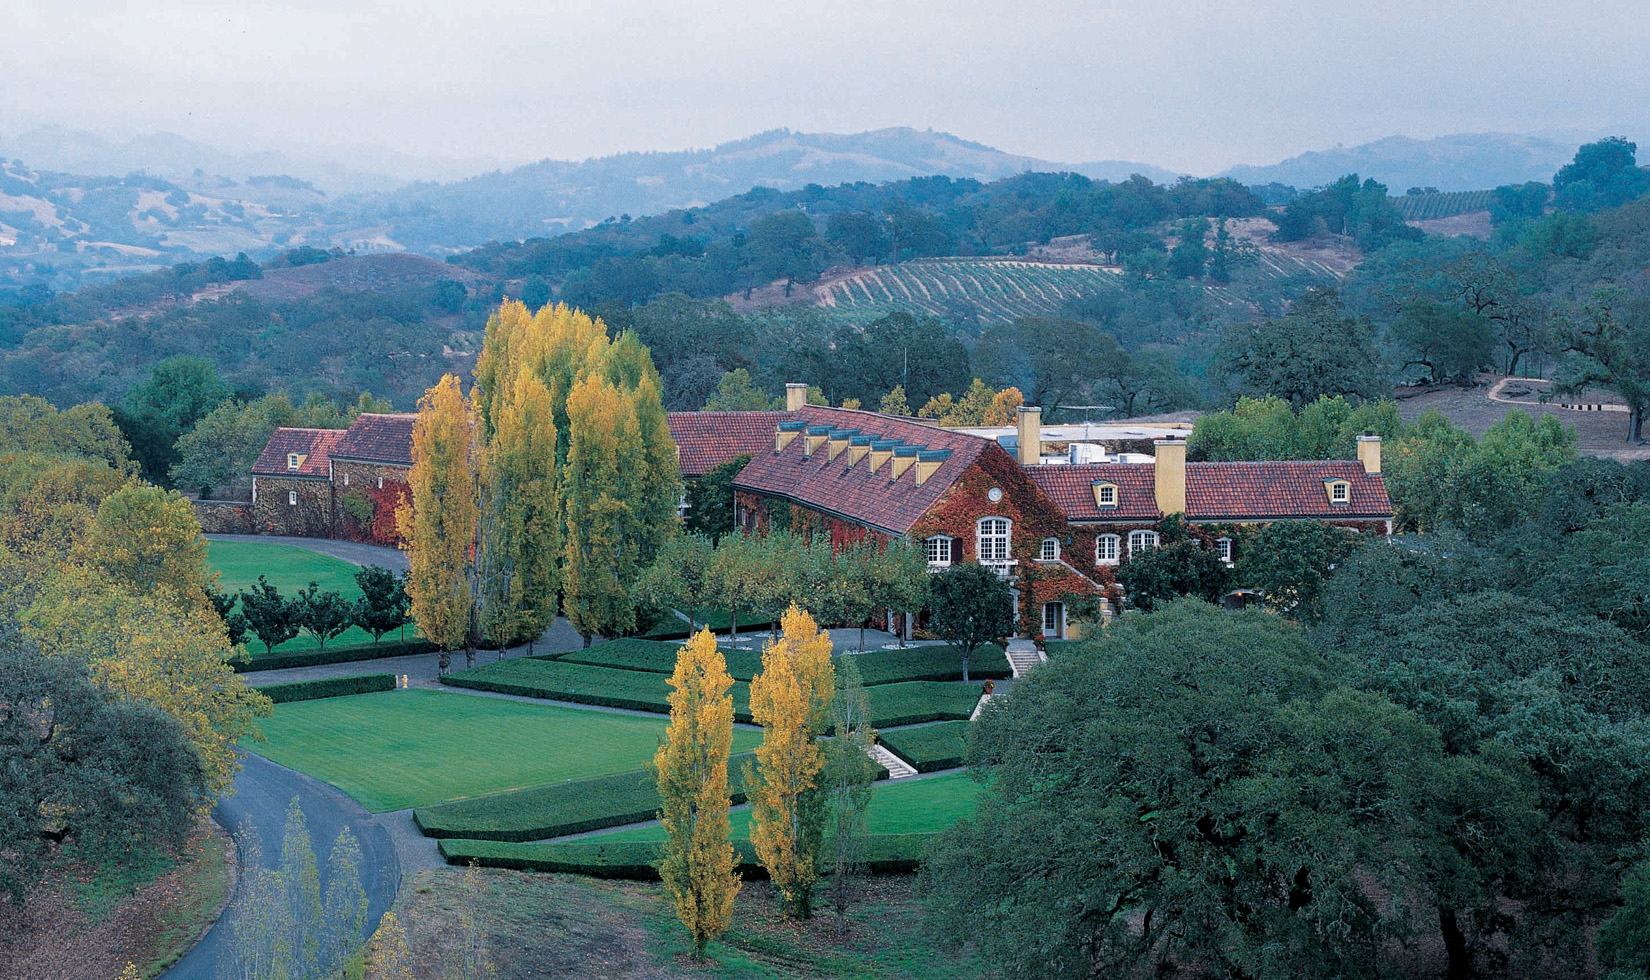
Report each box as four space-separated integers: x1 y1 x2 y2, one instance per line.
400 374 479 673
292 582 354 651
879 385 911 416
352 565 411 645
748 605 836 917
656 628 741 961
238 575 300 655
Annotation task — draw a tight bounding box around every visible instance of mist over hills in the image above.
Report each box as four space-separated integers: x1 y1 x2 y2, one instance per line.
1218 131 1605 192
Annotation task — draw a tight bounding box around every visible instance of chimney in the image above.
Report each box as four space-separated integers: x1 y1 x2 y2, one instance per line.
1357 431 1382 474
1154 436 1186 515
785 382 808 412
1016 405 1042 465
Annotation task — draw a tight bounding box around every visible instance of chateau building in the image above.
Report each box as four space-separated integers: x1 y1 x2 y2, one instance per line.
235 382 1393 636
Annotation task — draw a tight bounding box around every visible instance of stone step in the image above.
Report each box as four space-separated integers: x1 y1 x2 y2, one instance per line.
868 743 917 779
971 692 995 721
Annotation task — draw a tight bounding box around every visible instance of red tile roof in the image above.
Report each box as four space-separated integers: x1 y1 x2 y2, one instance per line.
252 428 345 478
1185 460 1391 520
733 406 992 535
1027 463 1161 522
332 413 418 466
667 411 791 478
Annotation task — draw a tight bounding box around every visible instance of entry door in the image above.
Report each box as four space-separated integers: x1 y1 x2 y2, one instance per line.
1042 601 1064 639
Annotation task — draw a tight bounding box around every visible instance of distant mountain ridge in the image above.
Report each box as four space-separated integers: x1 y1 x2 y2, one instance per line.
1218 132 1587 192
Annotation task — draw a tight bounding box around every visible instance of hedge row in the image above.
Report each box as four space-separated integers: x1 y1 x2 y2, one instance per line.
234 638 436 673
558 640 1010 686
415 753 758 841
256 673 397 704
438 832 934 879
641 611 775 641
878 720 972 773
415 751 891 842
442 659 979 729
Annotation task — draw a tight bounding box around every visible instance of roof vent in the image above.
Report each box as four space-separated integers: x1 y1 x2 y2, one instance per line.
827 428 859 462
848 433 878 467
776 418 807 453
890 444 921 481
868 439 900 473
804 425 831 457
915 448 952 485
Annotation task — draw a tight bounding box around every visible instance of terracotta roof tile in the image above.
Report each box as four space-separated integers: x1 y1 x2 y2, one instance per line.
252 428 345 478
667 411 791 478
1027 463 1161 521
733 406 991 535
332 413 417 466
1185 460 1391 519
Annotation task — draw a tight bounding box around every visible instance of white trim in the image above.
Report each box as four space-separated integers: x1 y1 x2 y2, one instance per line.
1128 529 1160 559
1038 537 1060 562
287 490 297 506
924 534 953 568
1095 533 1120 566
1216 537 1233 566
977 516 1012 563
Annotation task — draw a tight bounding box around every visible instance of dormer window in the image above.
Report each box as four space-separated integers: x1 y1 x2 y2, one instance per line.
1038 537 1060 562
287 453 301 471
1092 482 1118 508
1327 480 1350 504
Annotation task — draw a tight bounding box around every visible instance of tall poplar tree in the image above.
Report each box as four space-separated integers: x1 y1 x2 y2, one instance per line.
479 367 560 652
561 373 642 644
747 604 836 917
656 628 741 962
399 374 478 674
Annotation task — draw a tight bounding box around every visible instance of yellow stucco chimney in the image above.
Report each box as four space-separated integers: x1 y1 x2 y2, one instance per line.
785 382 808 412
1357 432 1382 474
1016 405 1042 465
1154 437 1187 515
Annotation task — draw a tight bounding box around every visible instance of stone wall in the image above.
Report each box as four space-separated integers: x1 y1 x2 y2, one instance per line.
251 476 334 538
331 460 411 544
192 499 255 534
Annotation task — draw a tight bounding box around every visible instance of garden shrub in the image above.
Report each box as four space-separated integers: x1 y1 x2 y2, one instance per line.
256 673 396 703
234 637 435 672
437 832 933 879
877 720 971 772
863 682 983 728
559 640 1011 685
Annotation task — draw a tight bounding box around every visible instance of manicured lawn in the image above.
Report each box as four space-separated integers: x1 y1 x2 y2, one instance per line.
248 689 760 812
879 719 972 772
593 771 983 842
208 539 414 655
558 639 1012 685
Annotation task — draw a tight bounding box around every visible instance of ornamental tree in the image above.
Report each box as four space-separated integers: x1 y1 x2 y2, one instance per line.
655 628 741 961
293 582 354 651
926 562 1014 681
1239 520 1362 622
239 575 301 655
352 566 410 645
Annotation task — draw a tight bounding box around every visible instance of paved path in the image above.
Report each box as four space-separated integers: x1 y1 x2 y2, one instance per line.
205 533 409 573
161 752 400 980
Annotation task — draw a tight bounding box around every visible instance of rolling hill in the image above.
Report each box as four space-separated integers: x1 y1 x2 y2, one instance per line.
1219 132 1581 192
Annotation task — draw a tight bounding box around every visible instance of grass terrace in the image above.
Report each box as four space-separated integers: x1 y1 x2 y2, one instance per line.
555 638 1011 685
878 720 972 773
249 689 760 811
207 539 418 657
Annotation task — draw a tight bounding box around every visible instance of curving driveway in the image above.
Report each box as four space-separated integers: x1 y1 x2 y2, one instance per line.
161 752 400 980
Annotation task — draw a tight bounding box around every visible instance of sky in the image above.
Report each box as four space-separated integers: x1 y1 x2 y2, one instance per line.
3 0 1648 177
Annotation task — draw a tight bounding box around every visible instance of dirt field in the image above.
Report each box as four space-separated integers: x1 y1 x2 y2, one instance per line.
1397 374 1649 461
0 820 234 980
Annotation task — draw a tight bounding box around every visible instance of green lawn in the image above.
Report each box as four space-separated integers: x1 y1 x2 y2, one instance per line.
206 539 414 655
592 771 983 842
249 689 761 812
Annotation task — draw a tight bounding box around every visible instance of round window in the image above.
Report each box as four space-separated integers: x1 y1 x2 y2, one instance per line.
987 487 1003 502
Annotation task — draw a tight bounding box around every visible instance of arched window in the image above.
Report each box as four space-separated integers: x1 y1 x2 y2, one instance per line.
1095 534 1120 566
977 517 1012 562
1038 537 1060 562
1128 529 1159 559
1216 537 1234 565
925 535 953 567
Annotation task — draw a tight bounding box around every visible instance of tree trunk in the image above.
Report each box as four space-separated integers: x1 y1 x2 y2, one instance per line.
859 623 866 652
438 649 451 676
1439 907 1472 980
582 632 592 649
962 646 971 684
729 605 738 643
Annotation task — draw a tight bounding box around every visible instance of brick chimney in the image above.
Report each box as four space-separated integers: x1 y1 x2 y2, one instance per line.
1356 432 1382 474
1016 405 1042 465
785 382 808 412
1154 436 1186 515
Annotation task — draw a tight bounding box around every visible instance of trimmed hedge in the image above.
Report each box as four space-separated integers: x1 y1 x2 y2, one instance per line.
415 752 890 842
443 659 979 729
559 640 1010 686
438 832 934 879
415 753 756 841
256 673 397 704
641 611 775 640
878 720 971 773
234 638 436 673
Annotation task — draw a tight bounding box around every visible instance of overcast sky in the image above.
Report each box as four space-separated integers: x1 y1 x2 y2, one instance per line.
3 0 1647 176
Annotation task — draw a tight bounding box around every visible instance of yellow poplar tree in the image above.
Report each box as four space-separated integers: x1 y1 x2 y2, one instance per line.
479 366 560 651
399 374 479 673
561 373 641 644
656 628 740 962
472 298 536 434
747 603 836 917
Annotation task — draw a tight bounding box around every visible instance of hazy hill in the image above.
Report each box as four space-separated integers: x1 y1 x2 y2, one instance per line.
356 127 1173 249
1219 132 1582 191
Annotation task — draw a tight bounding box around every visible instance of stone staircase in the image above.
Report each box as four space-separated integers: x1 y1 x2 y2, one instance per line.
1005 638 1045 678
867 743 917 779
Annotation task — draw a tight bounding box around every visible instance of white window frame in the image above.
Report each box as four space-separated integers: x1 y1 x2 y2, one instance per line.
1038 537 1060 562
343 472 350 486
1329 481 1349 503
1042 601 1064 637
925 535 953 567
1128 529 1160 559
287 453 300 471
977 517 1012 562
288 490 298 506
1095 533 1120 566
1217 537 1233 566
1095 483 1117 507
377 476 384 489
